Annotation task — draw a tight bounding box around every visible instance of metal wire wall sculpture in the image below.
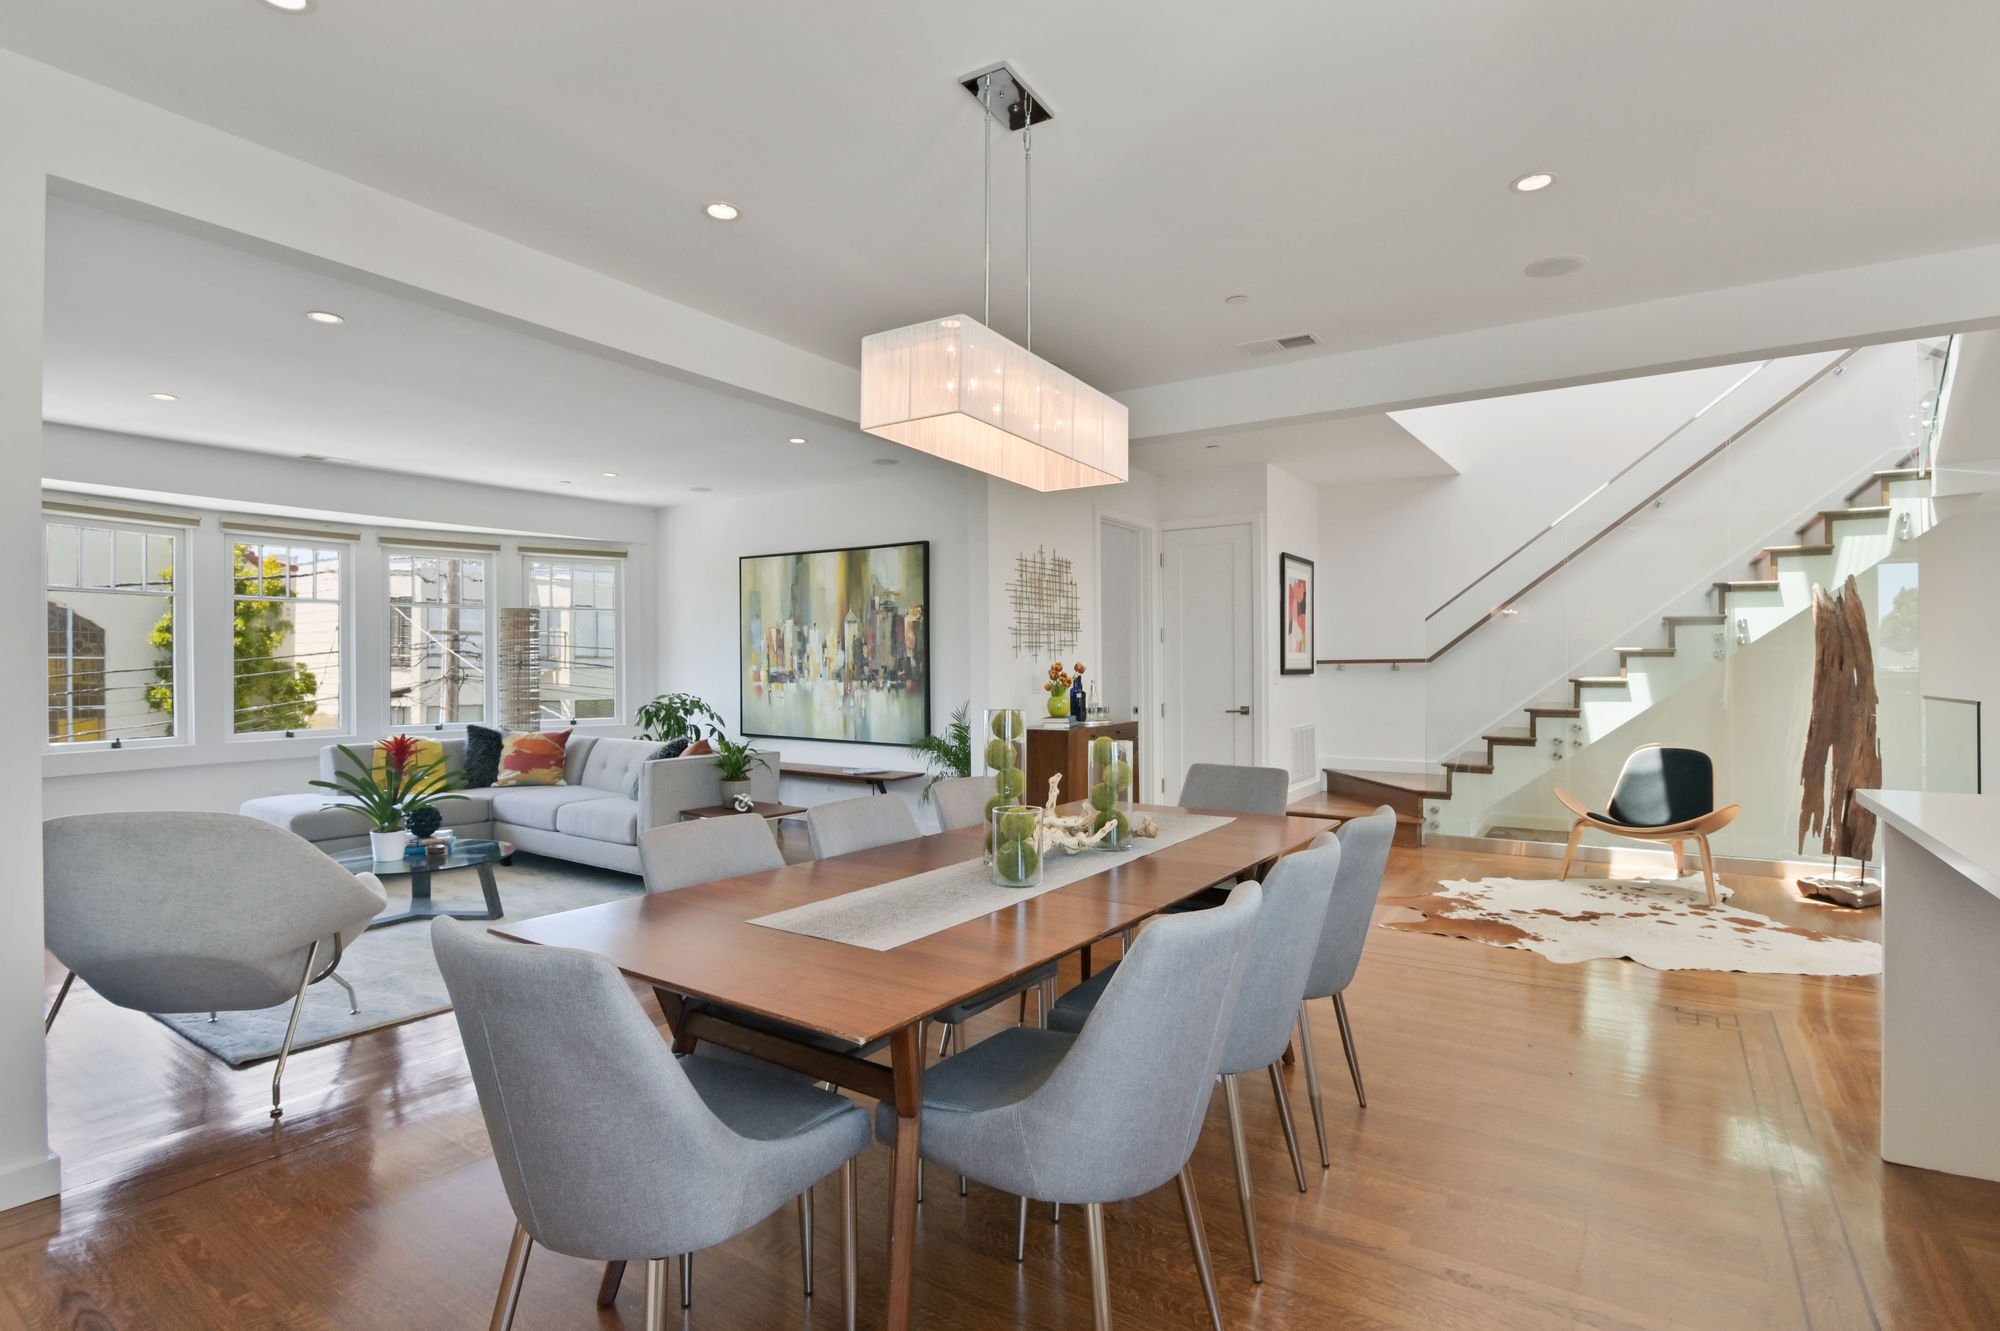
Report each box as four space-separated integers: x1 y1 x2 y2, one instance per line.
1006 545 1080 657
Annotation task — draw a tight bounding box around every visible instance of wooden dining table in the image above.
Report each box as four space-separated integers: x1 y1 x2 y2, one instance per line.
491 803 1333 1331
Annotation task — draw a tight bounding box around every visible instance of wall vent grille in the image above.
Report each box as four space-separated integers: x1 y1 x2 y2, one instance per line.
1235 332 1320 357
1290 724 1317 781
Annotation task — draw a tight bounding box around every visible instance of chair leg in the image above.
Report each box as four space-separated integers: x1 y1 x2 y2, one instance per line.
840 1158 858 1331
1332 992 1367 1108
488 1223 531 1331
1558 819 1586 880
798 1186 814 1295
679 1252 693 1310
1084 1200 1113 1330
936 1021 951 1059
1296 1002 1330 1168
1220 1073 1262 1282
270 939 322 1120
596 1261 625 1307
1176 1165 1225 1331
949 1024 969 1196
643 1257 668 1331
1695 836 1720 908
1267 1063 1307 1193
44 971 74 1034
326 968 359 1015
1671 840 1687 876
1016 1195 1030 1262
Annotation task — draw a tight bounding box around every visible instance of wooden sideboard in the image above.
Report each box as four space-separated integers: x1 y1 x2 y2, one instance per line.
1024 720 1140 808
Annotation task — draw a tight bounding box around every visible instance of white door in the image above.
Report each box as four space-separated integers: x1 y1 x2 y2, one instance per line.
1098 519 1145 723
1163 523 1254 800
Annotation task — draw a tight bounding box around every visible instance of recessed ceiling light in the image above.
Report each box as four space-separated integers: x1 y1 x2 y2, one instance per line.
788 436 807 445
872 458 900 467
1511 172 1557 193
149 392 178 401
258 0 313 11
1523 254 1588 279
1223 294 1250 306
558 480 573 485
1204 443 1221 450
601 471 618 477
704 202 741 222
305 310 343 324
691 486 714 493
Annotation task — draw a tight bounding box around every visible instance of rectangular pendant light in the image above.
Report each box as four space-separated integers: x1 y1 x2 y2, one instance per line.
860 315 1129 492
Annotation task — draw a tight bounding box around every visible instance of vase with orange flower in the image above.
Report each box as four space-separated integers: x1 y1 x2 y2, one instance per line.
1044 662 1073 719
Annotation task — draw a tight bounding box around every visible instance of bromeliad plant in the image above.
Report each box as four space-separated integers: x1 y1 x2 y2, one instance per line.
309 736 468 833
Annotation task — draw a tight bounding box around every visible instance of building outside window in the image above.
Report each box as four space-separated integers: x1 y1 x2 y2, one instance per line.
45 520 178 745
232 540 344 734
388 552 487 724
524 557 618 722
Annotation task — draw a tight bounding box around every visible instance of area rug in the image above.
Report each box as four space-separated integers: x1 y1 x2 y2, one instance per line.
150 854 643 1066
1379 873 1881 975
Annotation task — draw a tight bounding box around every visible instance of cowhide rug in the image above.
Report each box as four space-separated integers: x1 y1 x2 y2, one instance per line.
1380 873 1881 975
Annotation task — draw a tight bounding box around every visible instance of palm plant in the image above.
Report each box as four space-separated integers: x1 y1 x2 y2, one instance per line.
309 737 467 833
907 701 972 802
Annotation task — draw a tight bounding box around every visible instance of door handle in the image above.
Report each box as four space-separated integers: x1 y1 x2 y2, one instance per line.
1225 706 1251 715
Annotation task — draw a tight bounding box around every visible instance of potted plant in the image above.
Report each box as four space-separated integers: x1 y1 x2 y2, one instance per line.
710 736 770 807
906 701 971 803
634 692 725 743
310 736 468 861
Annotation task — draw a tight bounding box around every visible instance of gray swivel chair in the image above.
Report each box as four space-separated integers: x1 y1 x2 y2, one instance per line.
875 881 1264 1331
930 775 991 833
1048 838 1341 1282
639 811 784 892
432 918 872 1331
42 811 386 1120
1177 763 1291 816
805 793 921 859
1296 806 1396 1165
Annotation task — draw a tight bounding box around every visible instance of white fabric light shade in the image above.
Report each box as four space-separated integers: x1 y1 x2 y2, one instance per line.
860 315 1129 491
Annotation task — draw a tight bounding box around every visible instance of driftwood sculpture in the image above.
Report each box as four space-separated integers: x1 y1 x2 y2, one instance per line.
1036 774 1159 854
1798 575 1881 859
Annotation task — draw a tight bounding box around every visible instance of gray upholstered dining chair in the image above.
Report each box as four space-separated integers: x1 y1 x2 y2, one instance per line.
1296 806 1397 1165
639 811 784 892
805 793 921 859
876 881 1263 1331
1177 763 1291 816
930 775 992 833
42 811 386 1120
1049 838 1340 1283
432 918 872 1331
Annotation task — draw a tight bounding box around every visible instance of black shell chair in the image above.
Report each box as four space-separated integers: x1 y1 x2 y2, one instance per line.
1554 745 1740 906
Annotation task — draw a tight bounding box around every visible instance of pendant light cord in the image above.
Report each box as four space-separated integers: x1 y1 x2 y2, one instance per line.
1023 94 1033 352
982 76 992 328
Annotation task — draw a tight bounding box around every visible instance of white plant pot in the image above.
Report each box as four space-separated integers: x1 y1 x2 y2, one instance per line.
370 828 412 862
718 779 754 808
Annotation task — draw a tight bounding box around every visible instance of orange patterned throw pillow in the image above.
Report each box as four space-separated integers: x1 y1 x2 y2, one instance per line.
495 730 571 787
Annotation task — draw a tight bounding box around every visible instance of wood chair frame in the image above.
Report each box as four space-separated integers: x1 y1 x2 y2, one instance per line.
1552 788 1741 907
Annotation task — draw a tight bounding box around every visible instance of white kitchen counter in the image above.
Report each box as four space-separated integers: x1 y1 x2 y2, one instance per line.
1855 789 2000 1182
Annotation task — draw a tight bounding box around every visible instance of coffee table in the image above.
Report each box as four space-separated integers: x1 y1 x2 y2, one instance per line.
331 838 514 929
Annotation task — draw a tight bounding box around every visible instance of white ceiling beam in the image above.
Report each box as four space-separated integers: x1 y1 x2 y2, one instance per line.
1120 243 2000 440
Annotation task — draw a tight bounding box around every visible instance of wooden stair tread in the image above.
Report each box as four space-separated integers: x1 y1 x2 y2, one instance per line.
1323 768 1447 796
1525 705 1581 717
1663 614 1725 626
1797 505 1892 536
1484 727 1535 744
1616 646 1674 658
1296 794 1423 825
1571 675 1630 686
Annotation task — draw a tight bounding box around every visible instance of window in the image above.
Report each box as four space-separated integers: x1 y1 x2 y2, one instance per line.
233 541 344 734
45 521 178 745
388 553 487 725
525 558 619 721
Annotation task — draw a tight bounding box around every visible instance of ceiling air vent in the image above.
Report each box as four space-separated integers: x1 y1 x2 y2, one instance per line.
1234 332 1320 357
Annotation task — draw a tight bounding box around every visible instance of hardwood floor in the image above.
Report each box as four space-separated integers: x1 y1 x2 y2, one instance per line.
10 836 1998 1329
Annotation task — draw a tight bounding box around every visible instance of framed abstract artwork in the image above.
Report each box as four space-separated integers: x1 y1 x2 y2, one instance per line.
740 540 930 745
1280 551 1315 675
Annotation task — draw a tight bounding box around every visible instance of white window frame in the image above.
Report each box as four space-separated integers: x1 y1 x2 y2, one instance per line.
42 516 189 753
385 546 496 731
226 536 353 742
522 554 624 726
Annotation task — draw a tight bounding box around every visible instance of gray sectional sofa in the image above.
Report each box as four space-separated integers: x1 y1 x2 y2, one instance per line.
240 734 780 875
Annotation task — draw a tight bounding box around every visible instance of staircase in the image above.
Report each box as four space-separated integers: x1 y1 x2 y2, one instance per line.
1327 455 1929 841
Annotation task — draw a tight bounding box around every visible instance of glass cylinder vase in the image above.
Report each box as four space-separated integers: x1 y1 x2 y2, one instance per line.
1088 737 1135 851
990 805 1044 888
982 707 1030 858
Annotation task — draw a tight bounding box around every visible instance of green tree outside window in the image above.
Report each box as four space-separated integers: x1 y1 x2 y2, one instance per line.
146 551 321 732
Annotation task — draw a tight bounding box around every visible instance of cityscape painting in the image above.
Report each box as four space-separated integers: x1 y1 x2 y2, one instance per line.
740 540 930 745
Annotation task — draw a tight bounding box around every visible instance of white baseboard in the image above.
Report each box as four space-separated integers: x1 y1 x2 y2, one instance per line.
0 1151 60 1214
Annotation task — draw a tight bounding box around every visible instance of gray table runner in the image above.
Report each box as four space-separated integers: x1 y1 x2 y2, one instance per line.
748 812 1236 951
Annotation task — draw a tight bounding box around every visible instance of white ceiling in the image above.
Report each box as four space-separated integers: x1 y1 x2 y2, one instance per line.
41 196 938 504
1132 413 1456 484
6 0 1999 397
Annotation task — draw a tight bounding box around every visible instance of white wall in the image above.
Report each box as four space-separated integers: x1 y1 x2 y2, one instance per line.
1265 466 1320 794
40 425 661 820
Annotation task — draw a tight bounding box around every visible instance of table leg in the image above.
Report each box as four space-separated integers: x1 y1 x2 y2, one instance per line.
1080 942 1094 981
409 869 432 907
477 862 504 919
886 1023 924 1331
